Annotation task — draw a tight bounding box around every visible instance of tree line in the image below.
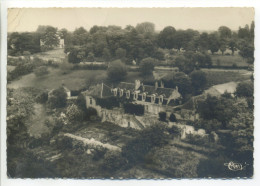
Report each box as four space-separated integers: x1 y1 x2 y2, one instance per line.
8 22 254 65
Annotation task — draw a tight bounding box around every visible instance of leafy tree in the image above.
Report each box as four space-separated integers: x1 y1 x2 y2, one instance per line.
197 95 236 126
122 124 169 164
40 26 59 50
228 38 237 56
190 70 207 94
86 52 95 62
235 82 254 97
208 33 220 54
238 40 254 64
102 48 111 62
157 26 176 49
219 39 227 55
175 56 195 74
107 60 127 82
135 22 155 34
115 48 126 61
218 26 232 39
47 87 67 108
198 32 209 52
139 57 156 76
68 48 81 63
162 72 192 97
66 104 84 122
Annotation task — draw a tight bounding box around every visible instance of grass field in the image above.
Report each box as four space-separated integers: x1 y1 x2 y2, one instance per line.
8 68 106 90
7 66 144 90
211 54 248 67
202 69 252 87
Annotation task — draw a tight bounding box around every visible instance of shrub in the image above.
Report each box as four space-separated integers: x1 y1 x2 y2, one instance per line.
169 113 177 122
47 87 67 108
235 82 254 98
34 66 49 77
36 91 48 103
102 151 127 172
66 104 84 122
159 111 167 121
139 57 156 77
107 60 127 82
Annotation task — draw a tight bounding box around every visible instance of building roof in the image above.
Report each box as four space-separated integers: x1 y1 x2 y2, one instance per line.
83 83 113 98
204 81 237 96
117 82 136 92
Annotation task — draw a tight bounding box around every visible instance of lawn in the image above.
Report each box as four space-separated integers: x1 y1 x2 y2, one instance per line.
211 54 248 67
8 67 107 90
202 69 252 87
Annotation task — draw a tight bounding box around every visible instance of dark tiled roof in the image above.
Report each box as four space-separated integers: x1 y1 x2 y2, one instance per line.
83 83 113 98
117 82 135 92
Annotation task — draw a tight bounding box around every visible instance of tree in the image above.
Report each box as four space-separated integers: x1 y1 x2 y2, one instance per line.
40 26 59 50
107 60 127 82
235 82 254 97
197 95 236 126
208 33 220 54
102 48 111 62
66 104 84 122
139 57 156 77
218 26 232 39
135 22 155 34
47 87 67 108
228 38 237 56
162 72 192 97
175 56 195 74
115 48 126 61
238 40 254 64
190 70 207 95
198 32 209 52
219 39 227 55
157 26 176 49
86 52 95 62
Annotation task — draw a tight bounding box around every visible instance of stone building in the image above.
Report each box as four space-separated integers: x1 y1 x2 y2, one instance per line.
81 80 182 129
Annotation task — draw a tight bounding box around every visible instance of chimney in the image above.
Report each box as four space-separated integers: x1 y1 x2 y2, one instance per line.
155 81 158 90
135 80 141 90
160 80 164 88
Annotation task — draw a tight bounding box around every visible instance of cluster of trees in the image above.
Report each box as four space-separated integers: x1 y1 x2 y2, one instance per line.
8 26 61 56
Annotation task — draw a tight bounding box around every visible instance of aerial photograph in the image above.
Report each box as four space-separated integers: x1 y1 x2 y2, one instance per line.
6 8 254 178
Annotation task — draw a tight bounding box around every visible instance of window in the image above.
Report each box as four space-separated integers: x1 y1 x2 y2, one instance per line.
126 90 130 99
90 98 93 105
159 96 163 104
142 93 146 101
133 92 138 100
113 89 117 96
119 89 123 97
151 95 155 103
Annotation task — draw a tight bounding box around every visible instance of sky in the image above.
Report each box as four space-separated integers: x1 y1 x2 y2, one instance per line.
8 8 254 32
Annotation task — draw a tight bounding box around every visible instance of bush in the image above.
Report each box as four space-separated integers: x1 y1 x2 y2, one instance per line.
47 87 67 108
66 104 84 122
139 57 156 77
169 113 177 122
159 111 167 121
96 97 120 109
107 60 127 82
235 82 254 97
34 66 49 77
102 151 127 172
36 91 48 103
123 103 144 116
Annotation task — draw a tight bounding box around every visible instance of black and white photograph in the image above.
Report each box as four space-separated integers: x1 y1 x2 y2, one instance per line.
4 7 255 179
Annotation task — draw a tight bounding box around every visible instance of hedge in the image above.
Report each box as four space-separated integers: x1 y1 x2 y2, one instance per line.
124 103 144 116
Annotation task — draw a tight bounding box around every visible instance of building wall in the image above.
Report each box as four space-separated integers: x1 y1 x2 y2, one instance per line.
85 96 102 117
135 101 166 115
101 109 143 130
